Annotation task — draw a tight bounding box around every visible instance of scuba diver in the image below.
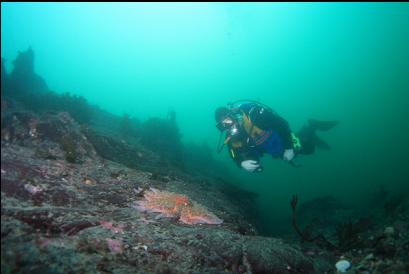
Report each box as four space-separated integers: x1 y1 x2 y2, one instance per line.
215 100 339 172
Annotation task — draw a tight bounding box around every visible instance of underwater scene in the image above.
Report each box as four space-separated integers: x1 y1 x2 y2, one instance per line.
1 3 409 274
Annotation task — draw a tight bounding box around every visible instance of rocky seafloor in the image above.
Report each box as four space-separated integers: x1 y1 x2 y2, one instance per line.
1 104 316 273
2 102 409 274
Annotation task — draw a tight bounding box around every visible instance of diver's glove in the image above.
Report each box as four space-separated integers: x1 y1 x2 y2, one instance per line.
241 160 260 172
283 149 295 161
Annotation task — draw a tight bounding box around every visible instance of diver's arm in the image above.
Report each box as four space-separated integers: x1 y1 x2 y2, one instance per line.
228 145 261 171
227 145 246 167
270 114 293 149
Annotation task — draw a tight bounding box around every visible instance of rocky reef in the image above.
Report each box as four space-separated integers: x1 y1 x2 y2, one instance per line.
1 116 314 273
2 49 316 273
2 48 408 274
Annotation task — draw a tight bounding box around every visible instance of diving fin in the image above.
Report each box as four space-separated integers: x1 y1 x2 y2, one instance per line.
308 119 339 131
315 136 331 150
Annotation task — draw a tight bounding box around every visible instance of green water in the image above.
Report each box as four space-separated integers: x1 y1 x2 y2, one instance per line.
2 3 409 235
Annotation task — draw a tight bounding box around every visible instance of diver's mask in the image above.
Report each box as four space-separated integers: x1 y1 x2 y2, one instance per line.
227 123 240 137
216 117 232 131
216 116 241 153
216 117 241 139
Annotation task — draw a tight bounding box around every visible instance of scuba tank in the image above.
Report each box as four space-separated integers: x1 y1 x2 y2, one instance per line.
227 99 274 113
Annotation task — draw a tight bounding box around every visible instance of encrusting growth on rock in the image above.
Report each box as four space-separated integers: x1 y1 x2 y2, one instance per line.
133 188 223 225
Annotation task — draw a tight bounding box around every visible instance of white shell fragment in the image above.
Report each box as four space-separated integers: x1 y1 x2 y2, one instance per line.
335 260 351 273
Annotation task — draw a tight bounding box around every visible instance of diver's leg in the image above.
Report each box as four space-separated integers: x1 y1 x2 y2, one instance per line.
308 119 339 131
314 136 331 150
297 119 338 154
296 126 316 155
